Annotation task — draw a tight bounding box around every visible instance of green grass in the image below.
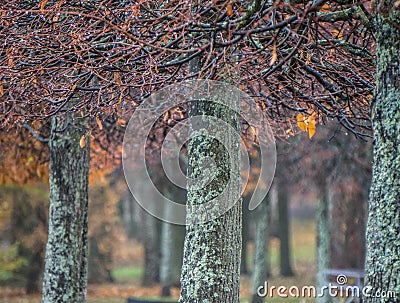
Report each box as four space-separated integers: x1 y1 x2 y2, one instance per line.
112 266 143 283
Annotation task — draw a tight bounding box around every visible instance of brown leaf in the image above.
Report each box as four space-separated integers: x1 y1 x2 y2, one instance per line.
270 43 278 66
80 135 86 148
96 116 103 130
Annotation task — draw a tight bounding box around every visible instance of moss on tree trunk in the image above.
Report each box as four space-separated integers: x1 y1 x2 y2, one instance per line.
364 2 400 302
179 97 242 303
42 114 90 303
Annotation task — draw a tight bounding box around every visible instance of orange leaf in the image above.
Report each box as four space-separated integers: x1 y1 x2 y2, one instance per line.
117 118 126 126
96 116 103 130
227 4 233 16
297 113 307 131
320 3 330 12
80 135 86 148
308 120 316 139
39 0 49 12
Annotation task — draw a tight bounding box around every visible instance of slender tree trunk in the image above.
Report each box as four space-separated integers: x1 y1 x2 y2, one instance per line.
316 180 331 303
364 4 400 302
160 186 185 297
277 180 294 277
179 95 242 302
251 192 270 303
142 210 161 286
42 114 90 303
241 199 250 275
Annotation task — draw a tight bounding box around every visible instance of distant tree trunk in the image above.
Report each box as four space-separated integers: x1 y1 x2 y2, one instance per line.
121 191 137 239
8 185 48 294
316 180 331 303
179 96 242 302
251 192 270 303
241 200 250 275
160 186 185 297
87 237 113 284
42 114 90 303
277 180 294 277
142 211 161 286
137 172 161 286
364 3 400 302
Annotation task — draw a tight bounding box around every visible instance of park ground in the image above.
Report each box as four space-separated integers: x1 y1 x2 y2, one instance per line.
0 219 315 303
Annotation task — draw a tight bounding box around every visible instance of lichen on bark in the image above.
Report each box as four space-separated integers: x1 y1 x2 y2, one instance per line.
42 113 90 303
179 95 242 303
364 2 400 302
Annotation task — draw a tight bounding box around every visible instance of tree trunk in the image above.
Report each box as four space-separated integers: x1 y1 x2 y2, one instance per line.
179 96 242 302
316 180 331 303
142 211 161 286
42 114 90 303
277 180 294 277
251 192 270 303
160 186 185 297
364 4 400 302
241 198 250 275
138 172 161 286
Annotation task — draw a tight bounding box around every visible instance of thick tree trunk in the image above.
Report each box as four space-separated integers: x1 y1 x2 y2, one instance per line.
277 180 294 277
364 4 400 302
179 97 242 302
251 192 270 303
42 114 90 303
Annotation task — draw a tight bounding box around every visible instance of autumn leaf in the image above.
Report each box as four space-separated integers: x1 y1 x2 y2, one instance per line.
39 0 50 12
297 112 317 138
6 48 14 68
227 4 233 16
297 113 307 131
117 118 126 126
270 43 278 66
320 3 330 12
307 114 317 138
80 135 86 148
96 116 103 130
308 119 316 139
286 128 294 136
333 29 344 40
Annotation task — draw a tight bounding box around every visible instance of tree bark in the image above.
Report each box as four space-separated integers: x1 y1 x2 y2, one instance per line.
277 180 294 277
160 185 185 297
42 114 90 303
316 180 331 303
251 192 270 303
241 203 250 275
364 3 400 302
142 211 161 286
179 97 242 302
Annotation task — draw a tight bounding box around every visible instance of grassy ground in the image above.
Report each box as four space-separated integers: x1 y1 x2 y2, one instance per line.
0 219 316 303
